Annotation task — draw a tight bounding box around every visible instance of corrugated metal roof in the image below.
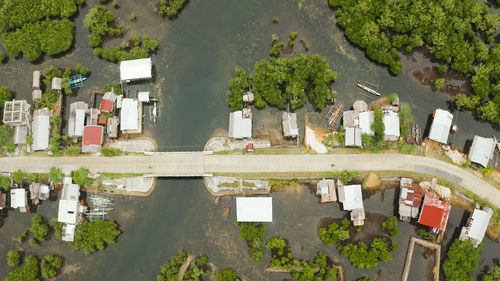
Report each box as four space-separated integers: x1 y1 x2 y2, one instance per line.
14 126 27 144
51 77 62 90
32 108 50 151
229 110 252 139
359 111 374 135
120 58 152 81
418 192 451 231
58 200 78 224
82 126 103 153
343 110 356 127
466 208 492 242
10 189 27 209
282 112 298 137
469 135 496 168
338 185 363 210
345 127 362 147
236 197 273 222
383 110 400 140
120 99 139 131
429 109 453 144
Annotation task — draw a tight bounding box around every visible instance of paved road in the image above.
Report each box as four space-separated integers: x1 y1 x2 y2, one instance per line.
1 152 499 207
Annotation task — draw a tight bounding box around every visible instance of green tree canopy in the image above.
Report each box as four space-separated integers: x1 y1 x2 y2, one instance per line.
7 250 21 267
216 268 239 281
0 86 12 108
381 216 400 237
12 169 26 184
238 222 267 241
4 255 39 281
40 255 62 278
70 220 121 254
443 239 483 281
0 175 10 190
0 124 13 145
29 215 50 243
70 167 93 186
49 167 64 184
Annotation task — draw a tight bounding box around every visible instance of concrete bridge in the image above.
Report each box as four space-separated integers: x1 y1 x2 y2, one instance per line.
1 152 500 207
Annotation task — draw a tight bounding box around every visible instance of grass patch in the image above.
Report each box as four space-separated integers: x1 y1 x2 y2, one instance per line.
242 181 256 187
218 181 239 188
212 172 335 178
98 173 144 178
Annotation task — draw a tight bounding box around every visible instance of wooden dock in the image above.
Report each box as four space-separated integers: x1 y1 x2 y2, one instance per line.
401 236 441 281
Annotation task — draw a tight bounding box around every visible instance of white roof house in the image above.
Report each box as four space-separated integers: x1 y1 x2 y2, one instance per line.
469 136 496 168
62 224 76 242
58 181 80 224
33 70 40 88
359 111 374 135
459 207 493 248
429 109 453 144
345 127 362 147
51 77 62 90
120 98 140 132
338 185 363 210
236 197 273 222
229 110 252 139
32 108 50 151
282 112 298 138
10 188 27 212
120 58 152 82
383 110 400 141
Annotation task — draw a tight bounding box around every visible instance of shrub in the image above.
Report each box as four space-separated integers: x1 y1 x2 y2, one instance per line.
40 255 62 278
66 145 81 155
381 217 400 237
70 167 93 186
319 221 350 245
238 222 266 241
70 220 121 254
129 13 136 22
387 93 399 103
216 268 239 281
249 246 264 264
7 251 20 267
101 147 121 157
4 255 39 281
443 239 483 281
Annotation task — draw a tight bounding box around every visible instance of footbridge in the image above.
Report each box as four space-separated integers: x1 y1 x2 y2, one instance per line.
1 152 500 207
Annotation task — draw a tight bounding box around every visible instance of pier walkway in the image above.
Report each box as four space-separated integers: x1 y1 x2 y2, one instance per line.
1 152 500 207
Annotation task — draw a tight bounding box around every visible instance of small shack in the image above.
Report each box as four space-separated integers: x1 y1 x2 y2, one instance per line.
29 183 50 205
3 100 31 126
120 58 152 82
236 197 273 222
459 206 493 248
282 112 298 138
353 100 368 115
82 126 103 153
418 192 451 234
120 98 141 134
100 91 116 113
87 108 101 126
398 178 423 221
243 91 254 103
51 77 62 91
428 109 453 144
138 92 150 102
468 136 496 168
32 108 50 151
10 188 27 213
107 117 119 138
343 110 356 127
317 179 336 203
359 111 374 135
229 110 252 139
345 127 362 147
68 102 88 138
338 184 365 226
13 126 28 145
32 89 42 102
383 110 400 141
33 71 40 88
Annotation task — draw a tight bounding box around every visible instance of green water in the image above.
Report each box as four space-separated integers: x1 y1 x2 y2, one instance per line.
0 0 499 280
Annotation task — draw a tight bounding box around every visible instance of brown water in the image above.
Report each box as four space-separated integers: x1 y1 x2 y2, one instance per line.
0 0 499 280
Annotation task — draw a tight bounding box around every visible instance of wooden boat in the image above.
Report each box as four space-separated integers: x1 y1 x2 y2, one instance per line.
357 83 381 96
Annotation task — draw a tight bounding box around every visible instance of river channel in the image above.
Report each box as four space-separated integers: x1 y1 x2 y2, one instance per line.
0 0 499 280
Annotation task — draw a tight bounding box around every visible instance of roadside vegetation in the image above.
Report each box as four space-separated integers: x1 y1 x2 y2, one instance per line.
0 0 84 62
226 54 337 111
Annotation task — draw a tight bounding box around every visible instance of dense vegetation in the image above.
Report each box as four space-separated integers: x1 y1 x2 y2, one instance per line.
0 86 12 108
398 103 414 137
216 268 240 281
157 0 187 17
28 215 50 247
266 236 338 280
40 255 62 278
70 220 121 254
85 6 159 62
7 251 21 267
329 0 500 125
337 237 398 269
443 239 483 281
381 217 400 237
156 250 211 281
227 54 337 111
4 255 39 281
0 0 83 62
70 167 93 186
235 221 267 264
482 262 500 281
319 218 350 245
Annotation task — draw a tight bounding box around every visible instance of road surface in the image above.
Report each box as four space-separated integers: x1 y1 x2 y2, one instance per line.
1 152 499 207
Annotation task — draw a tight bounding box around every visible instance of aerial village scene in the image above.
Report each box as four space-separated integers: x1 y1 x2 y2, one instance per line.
0 0 500 281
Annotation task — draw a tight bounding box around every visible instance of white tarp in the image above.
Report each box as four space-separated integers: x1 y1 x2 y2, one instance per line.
236 197 273 222
120 58 152 81
429 109 453 144
120 99 139 131
469 136 496 167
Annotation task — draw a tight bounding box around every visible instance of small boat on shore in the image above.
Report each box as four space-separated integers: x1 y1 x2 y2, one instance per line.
85 212 108 216
357 83 381 96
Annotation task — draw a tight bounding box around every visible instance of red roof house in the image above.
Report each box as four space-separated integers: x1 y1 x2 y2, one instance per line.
100 99 114 113
82 125 103 153
418 192 451 233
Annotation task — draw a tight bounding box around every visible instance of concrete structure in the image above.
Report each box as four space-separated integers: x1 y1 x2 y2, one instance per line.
82 126 103 153
229 109 252 139
401 236 441 281
383 110 400 141
13 126 28 145
359 111 374 135
51 77 62 91
32 71 40 88
68 102 88 138
282 112 298 138
399 178 423 221
32 108 50 151
3 100 30 126
29 183 50 204
317 179 336 203
236 197 272 222
469 136 496 168
120 58 152 82
429 109 453 144
345 127 362 147
459 206 493 247
418 192 451 233
338 184 365 226
120 98 141 134
10 188 27 212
